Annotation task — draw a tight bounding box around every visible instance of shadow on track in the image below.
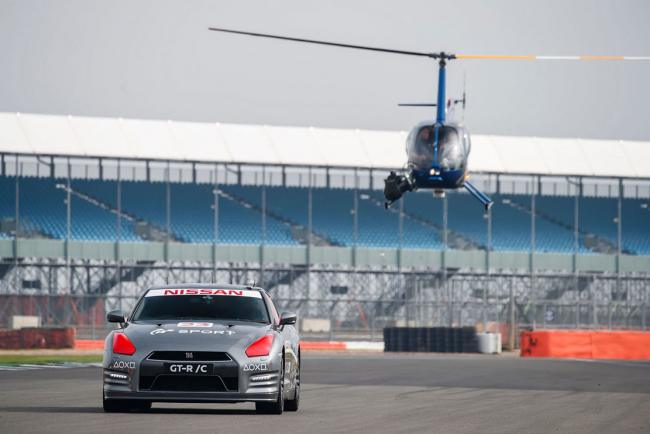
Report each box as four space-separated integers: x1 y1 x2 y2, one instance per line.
0 406 256 415
0 407 104 414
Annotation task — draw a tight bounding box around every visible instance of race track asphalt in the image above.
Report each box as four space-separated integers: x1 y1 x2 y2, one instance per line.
1 352 649 434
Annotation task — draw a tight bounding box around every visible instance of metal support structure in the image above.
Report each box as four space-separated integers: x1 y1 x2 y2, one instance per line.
13 159 20 294
484 204 492 330
306 170 313 303
3 156 650 340
212 173 219 283
530 176 537 328
260 180 267 286
116 162 122 311
617 177 623 324
352 171 359 267
66 161 72 293
165 164 171 283
443 193 450 326
398 195 404 268
508 275 516 351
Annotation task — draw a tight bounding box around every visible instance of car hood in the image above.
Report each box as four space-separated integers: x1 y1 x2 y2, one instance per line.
122 321 270 354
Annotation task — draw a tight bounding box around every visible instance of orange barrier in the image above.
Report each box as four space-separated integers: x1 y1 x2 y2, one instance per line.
520 330 650 360
299 341 347 351
75 339 104 350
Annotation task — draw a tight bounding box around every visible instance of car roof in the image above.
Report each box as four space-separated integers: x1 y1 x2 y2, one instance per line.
146 283 265 292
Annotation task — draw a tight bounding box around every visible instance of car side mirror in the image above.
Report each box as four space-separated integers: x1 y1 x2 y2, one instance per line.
279 312 297 326
107 310 126 324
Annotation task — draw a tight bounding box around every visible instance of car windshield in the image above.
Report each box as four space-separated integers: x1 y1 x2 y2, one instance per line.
131 289 270 323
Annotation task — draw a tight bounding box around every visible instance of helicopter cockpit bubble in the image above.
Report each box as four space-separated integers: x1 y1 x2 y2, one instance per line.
406 123 435 171
406 123 469 172
438 125 468 170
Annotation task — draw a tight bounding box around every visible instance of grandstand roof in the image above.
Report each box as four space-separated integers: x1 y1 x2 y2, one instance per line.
1 112 648 178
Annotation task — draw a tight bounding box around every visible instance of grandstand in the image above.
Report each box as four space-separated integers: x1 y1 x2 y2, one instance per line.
3 178 650 254
1 112 649 337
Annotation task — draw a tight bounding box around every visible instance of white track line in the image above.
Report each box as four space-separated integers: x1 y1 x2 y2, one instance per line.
0 362 102 371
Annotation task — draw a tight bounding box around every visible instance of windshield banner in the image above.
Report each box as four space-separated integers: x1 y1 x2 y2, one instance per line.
145 288 262 298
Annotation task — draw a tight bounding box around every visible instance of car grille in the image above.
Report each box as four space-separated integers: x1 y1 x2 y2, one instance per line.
139 372 239 392
139 351 239 392
146 375 229 392
147 351 231 362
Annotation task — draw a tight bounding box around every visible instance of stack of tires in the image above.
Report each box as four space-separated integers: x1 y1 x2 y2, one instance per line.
383 327 479 353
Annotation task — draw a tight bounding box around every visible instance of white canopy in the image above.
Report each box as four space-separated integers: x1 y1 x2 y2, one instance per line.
1 112 648 178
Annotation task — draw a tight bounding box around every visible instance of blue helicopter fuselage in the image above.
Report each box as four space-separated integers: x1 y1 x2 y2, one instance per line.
411 166 466 189
405 120 470 190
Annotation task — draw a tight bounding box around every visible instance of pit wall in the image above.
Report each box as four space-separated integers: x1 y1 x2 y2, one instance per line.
520 329 650 360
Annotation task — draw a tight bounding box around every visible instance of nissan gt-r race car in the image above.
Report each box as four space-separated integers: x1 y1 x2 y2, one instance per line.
102 284 300 414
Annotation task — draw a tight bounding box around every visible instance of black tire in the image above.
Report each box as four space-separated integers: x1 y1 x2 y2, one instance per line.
255 359 284 415
284 357 300 412
103 395 151 413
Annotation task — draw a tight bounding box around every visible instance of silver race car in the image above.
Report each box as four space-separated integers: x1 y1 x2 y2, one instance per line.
102 284 300 414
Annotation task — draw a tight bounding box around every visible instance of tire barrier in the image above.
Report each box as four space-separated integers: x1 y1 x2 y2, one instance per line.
520 329 650 360
0 327 75 350
383 327 479 353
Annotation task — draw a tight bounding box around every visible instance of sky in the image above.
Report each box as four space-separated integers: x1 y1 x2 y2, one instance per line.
1 0 649 141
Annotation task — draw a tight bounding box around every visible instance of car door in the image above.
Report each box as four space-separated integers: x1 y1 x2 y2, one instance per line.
263 291 298 392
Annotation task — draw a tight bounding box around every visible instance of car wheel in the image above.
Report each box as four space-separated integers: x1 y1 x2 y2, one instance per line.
284 359 299 412
255 359 284 415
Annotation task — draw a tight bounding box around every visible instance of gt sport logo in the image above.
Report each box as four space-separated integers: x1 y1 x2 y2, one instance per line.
111 360 135 370
150 328 235 336
243 363 268 372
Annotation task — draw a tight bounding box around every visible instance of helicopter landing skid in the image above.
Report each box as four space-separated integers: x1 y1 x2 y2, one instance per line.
464 180 493 212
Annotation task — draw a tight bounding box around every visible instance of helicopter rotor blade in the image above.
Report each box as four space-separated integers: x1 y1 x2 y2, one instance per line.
455 54 650 61
208 28 650 62
208 27 438 59
398 103 437 107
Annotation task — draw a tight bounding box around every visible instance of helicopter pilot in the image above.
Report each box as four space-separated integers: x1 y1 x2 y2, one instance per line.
409 127 435 169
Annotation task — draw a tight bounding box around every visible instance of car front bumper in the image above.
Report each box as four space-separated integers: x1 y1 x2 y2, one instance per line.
103 355 281 403
103 384 278 403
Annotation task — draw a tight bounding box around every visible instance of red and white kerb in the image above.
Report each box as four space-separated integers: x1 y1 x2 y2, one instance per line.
146 288 262 298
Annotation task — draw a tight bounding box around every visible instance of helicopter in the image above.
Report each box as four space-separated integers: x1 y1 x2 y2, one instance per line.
208 27 650 212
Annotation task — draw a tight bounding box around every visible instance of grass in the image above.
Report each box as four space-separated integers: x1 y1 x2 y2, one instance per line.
0 354 103 365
